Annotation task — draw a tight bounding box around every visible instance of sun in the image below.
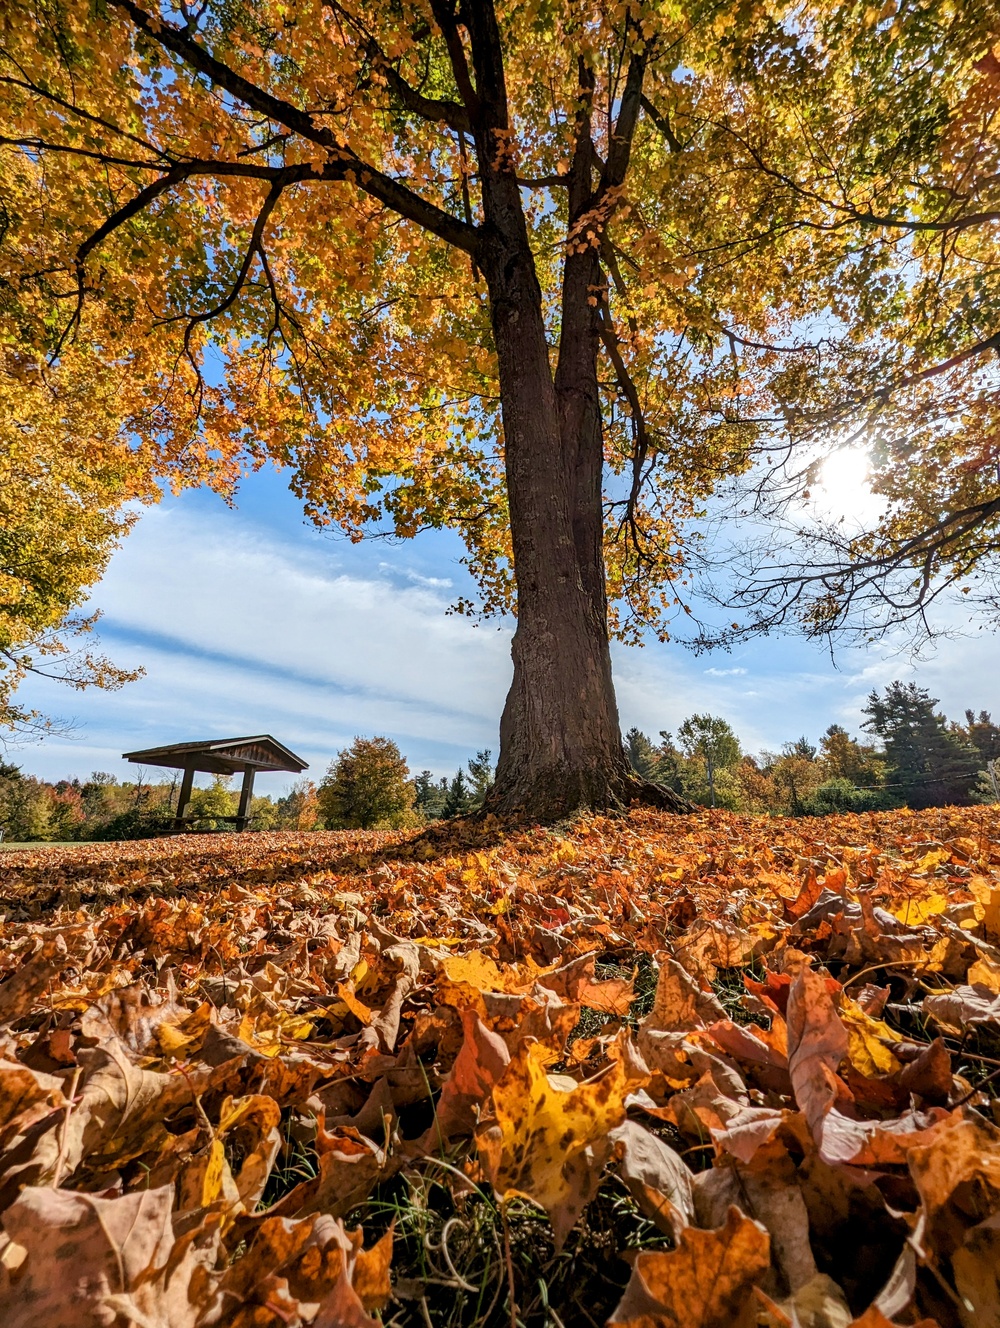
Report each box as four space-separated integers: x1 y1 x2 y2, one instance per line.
811 447 879 521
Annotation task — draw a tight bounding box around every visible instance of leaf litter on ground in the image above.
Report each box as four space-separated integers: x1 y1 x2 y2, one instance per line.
1 806 1000 1325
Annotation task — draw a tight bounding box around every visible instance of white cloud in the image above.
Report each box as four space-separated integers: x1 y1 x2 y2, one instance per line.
704 666 748 677
12 505 511 785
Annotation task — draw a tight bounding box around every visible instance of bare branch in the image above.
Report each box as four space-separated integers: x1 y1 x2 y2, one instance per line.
172 178 285 357
598 301 652 545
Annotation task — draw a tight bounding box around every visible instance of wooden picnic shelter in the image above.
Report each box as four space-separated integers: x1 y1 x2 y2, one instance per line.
122 735 308 831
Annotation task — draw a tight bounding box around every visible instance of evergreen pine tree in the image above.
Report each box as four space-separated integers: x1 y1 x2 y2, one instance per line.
625 728 662 782
443 769 473 817
961 711 1000 764
414 771 448 819
466 751 495 809
862 683 982 808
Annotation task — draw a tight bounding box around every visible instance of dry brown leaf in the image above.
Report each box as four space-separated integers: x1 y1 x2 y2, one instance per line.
611 1119 695 1239
0 1184 221 1328
0 930 91 1023
847 1310 939 1328
609 1205 770 1327
951 1211 1000 1327
922 984 1000 1032
643 956 727 1033
695 1149 818 1297
0 1060 67 1146
222 1211 389 1327
785 966 849 1152
434 1006 510 1139
907 1114 1000 1260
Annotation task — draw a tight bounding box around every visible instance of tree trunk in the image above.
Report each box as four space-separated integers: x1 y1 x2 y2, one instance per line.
459 3 688 824
478 232 687 821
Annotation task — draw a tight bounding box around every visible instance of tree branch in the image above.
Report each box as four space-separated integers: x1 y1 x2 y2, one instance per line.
107 0 477 252
600 45 647 194
639 93 683 153
325 0 470 131
172 178 285 355
598 301 652 546
431 0 480 118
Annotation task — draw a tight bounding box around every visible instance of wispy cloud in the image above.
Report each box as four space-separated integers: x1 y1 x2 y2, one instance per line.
704 666 748 677
13 506 510 784
378 562 454 590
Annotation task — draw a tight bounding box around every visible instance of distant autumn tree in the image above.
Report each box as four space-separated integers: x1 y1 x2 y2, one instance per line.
819 725 884 788
276 777 321 830
318 737 415 829
676 714 740 809
5 0 996 813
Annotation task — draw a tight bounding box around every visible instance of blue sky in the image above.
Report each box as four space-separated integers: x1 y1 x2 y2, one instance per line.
10 461 1000 793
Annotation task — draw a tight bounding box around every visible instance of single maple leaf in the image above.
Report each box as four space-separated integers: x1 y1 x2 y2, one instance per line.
476 1041 631 1247
609 1205 770 1327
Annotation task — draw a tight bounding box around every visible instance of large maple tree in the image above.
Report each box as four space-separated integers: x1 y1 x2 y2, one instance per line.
2 0 996 815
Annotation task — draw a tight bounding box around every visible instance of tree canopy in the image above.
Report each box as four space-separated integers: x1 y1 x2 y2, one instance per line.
317 735 415 828
0 393 148 735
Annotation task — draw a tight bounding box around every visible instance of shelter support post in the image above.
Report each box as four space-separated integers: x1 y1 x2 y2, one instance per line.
174 763 195 830
236 766 256 831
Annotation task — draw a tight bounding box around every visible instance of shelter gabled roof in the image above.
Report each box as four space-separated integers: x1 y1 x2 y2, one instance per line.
122 735 308 776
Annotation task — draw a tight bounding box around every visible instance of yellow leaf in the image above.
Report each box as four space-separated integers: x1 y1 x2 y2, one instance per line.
336 981 374 1025
838 996 902 1077
201 1137 227 1207
280 1013 316 1042
968 955 1000 992
969 877 1000 939
476 1043 630 1246
442 951 510 990
888 895 947 926
155 1022 194 1057
914 848 950 874
441 951 556 993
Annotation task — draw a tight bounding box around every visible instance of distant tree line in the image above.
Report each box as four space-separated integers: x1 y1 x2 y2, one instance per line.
315 739 495 830
0 765 321 843
625 682 999 815
0 739 496 841
2 680 996 841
